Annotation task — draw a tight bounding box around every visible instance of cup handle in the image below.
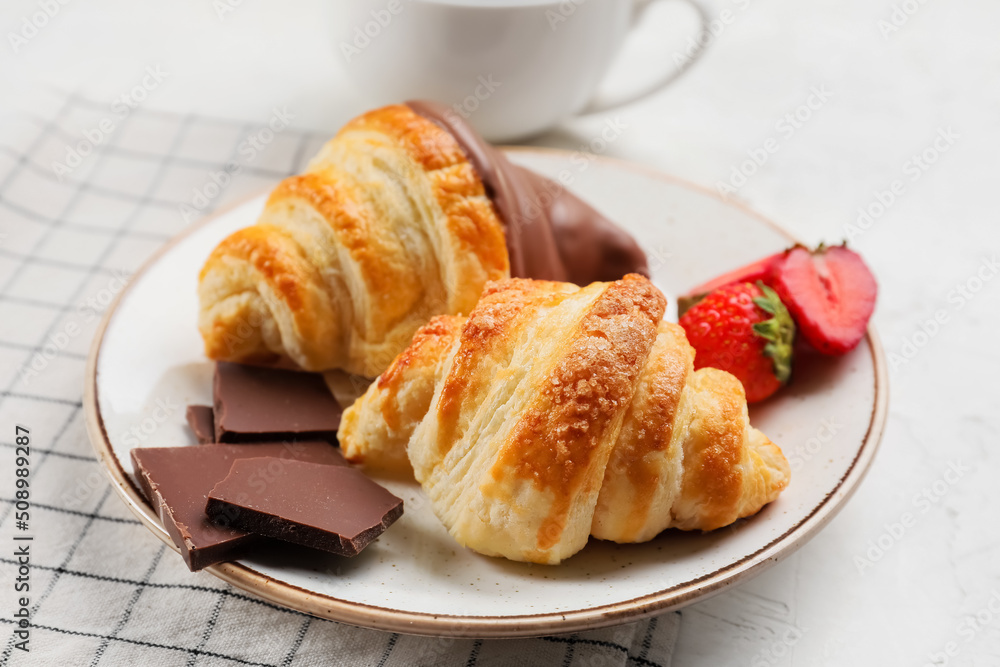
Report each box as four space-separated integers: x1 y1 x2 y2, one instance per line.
582 0 712 115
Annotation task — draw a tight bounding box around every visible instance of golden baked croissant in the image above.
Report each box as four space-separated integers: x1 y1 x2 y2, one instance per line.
197 102 649 378
197 105 509 377
339 274 790 564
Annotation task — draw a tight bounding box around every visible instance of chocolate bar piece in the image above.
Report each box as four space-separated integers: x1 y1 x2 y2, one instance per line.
131 442 346 571
185 405 215 444
206 458 403 557
214 362 342 443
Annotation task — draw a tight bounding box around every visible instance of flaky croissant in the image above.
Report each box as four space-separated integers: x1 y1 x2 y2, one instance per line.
339 275 790 564
198 105 509 377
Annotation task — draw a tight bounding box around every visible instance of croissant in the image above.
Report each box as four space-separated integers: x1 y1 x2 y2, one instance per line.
339 274 790 564
197 102 648 378
198 104 509 377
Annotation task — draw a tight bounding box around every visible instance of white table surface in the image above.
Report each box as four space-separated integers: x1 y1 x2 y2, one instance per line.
4 0 999 664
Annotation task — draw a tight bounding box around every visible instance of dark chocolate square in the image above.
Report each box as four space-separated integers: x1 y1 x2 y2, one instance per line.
213 362 342 443
206 458 403 557
185 405 215 444
131 442 346 571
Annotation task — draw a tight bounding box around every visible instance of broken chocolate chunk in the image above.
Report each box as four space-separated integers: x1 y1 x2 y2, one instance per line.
131 442 347 571
185 405 215 444
206 458 403 557
213 362 343 443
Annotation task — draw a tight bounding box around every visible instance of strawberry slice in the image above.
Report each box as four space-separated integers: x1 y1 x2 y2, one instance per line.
678 248 790 316
771 244 877 355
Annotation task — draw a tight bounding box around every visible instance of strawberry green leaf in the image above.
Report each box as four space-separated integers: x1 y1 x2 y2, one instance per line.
751 282 796 383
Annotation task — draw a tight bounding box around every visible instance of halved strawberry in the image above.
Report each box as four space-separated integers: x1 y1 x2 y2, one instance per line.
677 248 791 316
771 244 877 355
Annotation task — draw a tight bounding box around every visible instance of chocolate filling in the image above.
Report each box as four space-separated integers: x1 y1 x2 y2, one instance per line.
406 100 649 285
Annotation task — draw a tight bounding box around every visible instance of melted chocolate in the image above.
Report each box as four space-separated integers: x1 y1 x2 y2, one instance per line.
406 100 649 285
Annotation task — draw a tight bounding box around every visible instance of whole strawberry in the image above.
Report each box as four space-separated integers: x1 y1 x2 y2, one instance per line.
679 281 796 403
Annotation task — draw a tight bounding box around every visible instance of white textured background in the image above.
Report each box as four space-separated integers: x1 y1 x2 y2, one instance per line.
2 0 999 664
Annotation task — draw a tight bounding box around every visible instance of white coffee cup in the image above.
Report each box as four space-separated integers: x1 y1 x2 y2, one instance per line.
331 0 709 142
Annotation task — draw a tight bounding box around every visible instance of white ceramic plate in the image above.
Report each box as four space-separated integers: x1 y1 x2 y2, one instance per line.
85 148 887 638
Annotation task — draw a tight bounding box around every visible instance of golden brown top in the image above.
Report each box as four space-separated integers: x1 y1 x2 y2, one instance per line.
489 275 664 550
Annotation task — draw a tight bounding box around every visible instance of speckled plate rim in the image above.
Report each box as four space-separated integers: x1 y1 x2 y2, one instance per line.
84 147 888 638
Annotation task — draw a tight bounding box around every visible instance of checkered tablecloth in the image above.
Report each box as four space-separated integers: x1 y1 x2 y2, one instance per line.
0 88 680 667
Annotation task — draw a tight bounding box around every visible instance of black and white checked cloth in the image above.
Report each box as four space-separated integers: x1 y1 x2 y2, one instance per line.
0 88 680 666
